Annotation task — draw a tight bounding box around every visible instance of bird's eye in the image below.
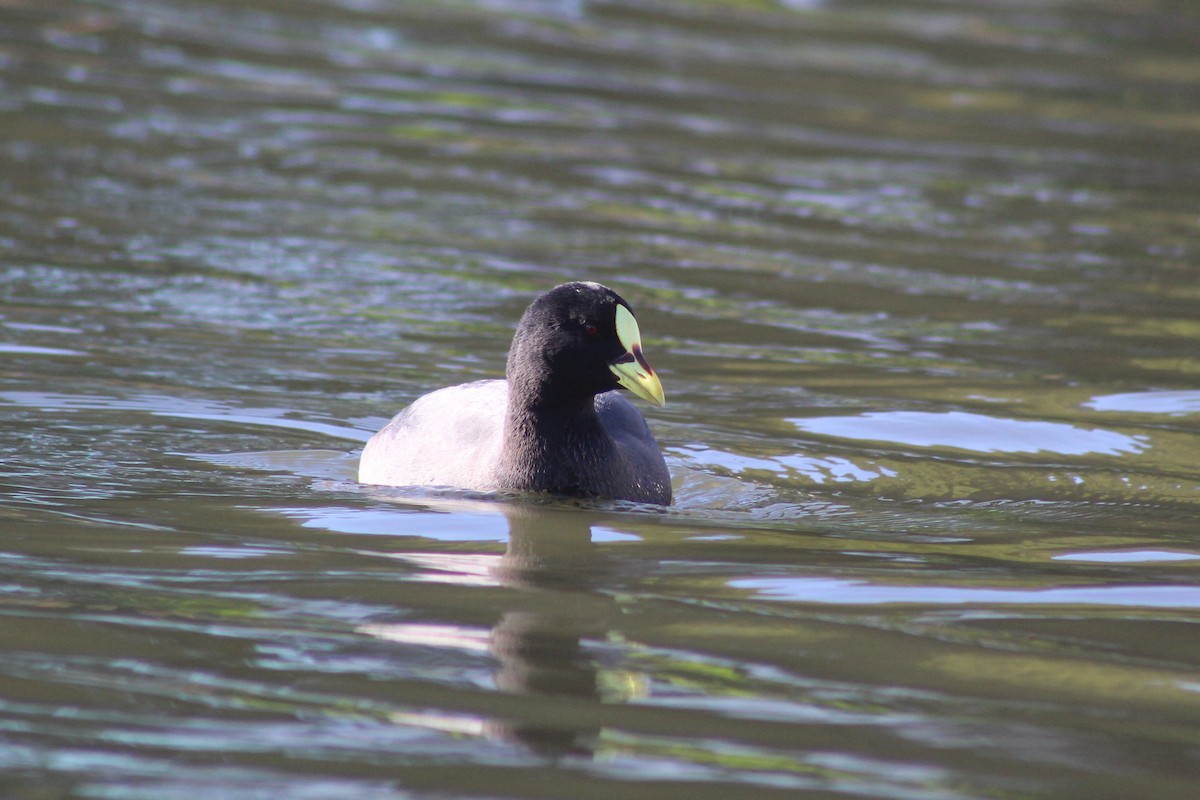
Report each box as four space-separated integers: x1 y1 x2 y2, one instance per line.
584 323 599 336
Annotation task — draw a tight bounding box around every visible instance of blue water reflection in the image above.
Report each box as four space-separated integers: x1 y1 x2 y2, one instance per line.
792 410 1148 456
734 576 1200 608
1086 391 1200 416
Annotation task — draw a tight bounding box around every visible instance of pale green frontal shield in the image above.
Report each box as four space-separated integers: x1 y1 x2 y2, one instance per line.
609 304 666 407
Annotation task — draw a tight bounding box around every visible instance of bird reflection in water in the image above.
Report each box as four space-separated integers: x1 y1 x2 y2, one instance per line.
486 504 615 757
361 500 641 759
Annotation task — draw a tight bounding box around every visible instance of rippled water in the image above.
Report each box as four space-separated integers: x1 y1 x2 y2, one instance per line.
3 0 1200 797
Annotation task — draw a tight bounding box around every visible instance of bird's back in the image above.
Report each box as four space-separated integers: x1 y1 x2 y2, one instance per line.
358 380 508 490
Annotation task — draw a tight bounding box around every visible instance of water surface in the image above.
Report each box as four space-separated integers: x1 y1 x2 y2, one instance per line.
3 0 1200 798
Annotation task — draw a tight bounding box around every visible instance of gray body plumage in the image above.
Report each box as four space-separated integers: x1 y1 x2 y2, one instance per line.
358 380 671 503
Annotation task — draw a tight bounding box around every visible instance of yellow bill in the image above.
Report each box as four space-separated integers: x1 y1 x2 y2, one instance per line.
610 304 666 407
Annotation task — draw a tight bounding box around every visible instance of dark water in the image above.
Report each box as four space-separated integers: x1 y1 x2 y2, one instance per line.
3 0 1200 797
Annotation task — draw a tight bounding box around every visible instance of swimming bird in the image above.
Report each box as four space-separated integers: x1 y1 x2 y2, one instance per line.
358 281 671 504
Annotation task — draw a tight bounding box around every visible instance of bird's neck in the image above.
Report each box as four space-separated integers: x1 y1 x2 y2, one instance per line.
498 389 617 497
